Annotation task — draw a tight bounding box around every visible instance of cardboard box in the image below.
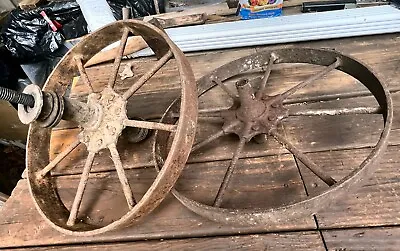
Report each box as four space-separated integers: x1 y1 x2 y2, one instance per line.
239 0 283 19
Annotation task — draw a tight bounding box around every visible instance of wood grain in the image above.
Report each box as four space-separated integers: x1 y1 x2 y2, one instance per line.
144 13 207 28
49 91 400 176
298 145 400 229
73 33 400 100
10 231 325 251
323 227 400 251
0 154 315 248
18 0 45 10
2 33 400 249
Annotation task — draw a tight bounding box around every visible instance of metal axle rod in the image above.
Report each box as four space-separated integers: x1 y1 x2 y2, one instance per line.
0 85 94 128
0 86 35 107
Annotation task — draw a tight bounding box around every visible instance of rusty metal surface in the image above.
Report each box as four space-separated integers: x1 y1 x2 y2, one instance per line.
154 48 392 227
25 20 198 235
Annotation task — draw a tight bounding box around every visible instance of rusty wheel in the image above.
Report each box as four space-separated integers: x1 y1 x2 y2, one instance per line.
154 48 392 227
26 20 197 235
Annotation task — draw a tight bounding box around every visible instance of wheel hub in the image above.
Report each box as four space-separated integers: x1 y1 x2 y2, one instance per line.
79 88 127 152
222 79 288 141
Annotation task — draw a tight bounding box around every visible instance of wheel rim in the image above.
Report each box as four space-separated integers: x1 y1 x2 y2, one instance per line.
27 20 198 236
154 48 392 227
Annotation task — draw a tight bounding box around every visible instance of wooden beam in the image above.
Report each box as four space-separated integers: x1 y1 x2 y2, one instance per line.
19 0 46 10
0 153 314 248
8 231 325 250
323 227 400 250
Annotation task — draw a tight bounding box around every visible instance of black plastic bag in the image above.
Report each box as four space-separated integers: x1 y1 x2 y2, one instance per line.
0 45 25 91
0 43 29 105
1 1 87 63
44 1 88 39
108 0 165 20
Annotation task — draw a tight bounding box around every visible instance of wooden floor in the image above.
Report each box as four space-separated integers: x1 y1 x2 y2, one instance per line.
1 33 400 250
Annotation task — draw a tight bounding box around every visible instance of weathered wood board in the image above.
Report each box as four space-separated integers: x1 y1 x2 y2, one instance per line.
9 231 325 250
0 155 316 248
1 33 400 249
299 146 400 229
323 227 400 251
50 33 400 176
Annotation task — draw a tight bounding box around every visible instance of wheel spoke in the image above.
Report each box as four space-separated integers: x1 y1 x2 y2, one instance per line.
279 58 341 100
213 135 247 207
191 130 225 153
66 152 96 226
255 54 276 99
270 130 336 186
198 116 225 123
122 50 173 100
108 144 136 209
38 139 81 178
173 109 230 118
288 106 382 116
198 110 229 122
191 121 240 153
124 119 177 132
108 28 130 89
75 56 94 93
212 78 238 100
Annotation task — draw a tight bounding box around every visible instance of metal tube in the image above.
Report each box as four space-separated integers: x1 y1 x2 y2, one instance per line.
62 98 95 126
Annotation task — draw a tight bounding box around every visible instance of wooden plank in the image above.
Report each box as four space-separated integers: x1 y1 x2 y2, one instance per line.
282 97 383 152
51 34 400 176
49 91 400 176
165 2 236 17
73 33 400 98
5 33 400 248
5 146 399 248
3 144 399 248
48 119 288 175
18 0 46 10
72 48 257 98
175 153 307 209
85 37 148 67
0 0 16 12
0 154 315 248
10 231 325 250
68 34 400 121
144 13 207 28
297 145 400 228
49 127 155 175
323 227 400 251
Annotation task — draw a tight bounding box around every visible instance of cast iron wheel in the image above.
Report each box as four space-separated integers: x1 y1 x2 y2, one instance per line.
154 48 392 227
26 20 197 235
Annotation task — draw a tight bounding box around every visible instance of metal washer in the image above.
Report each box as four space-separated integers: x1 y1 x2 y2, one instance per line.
18 85 43 125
